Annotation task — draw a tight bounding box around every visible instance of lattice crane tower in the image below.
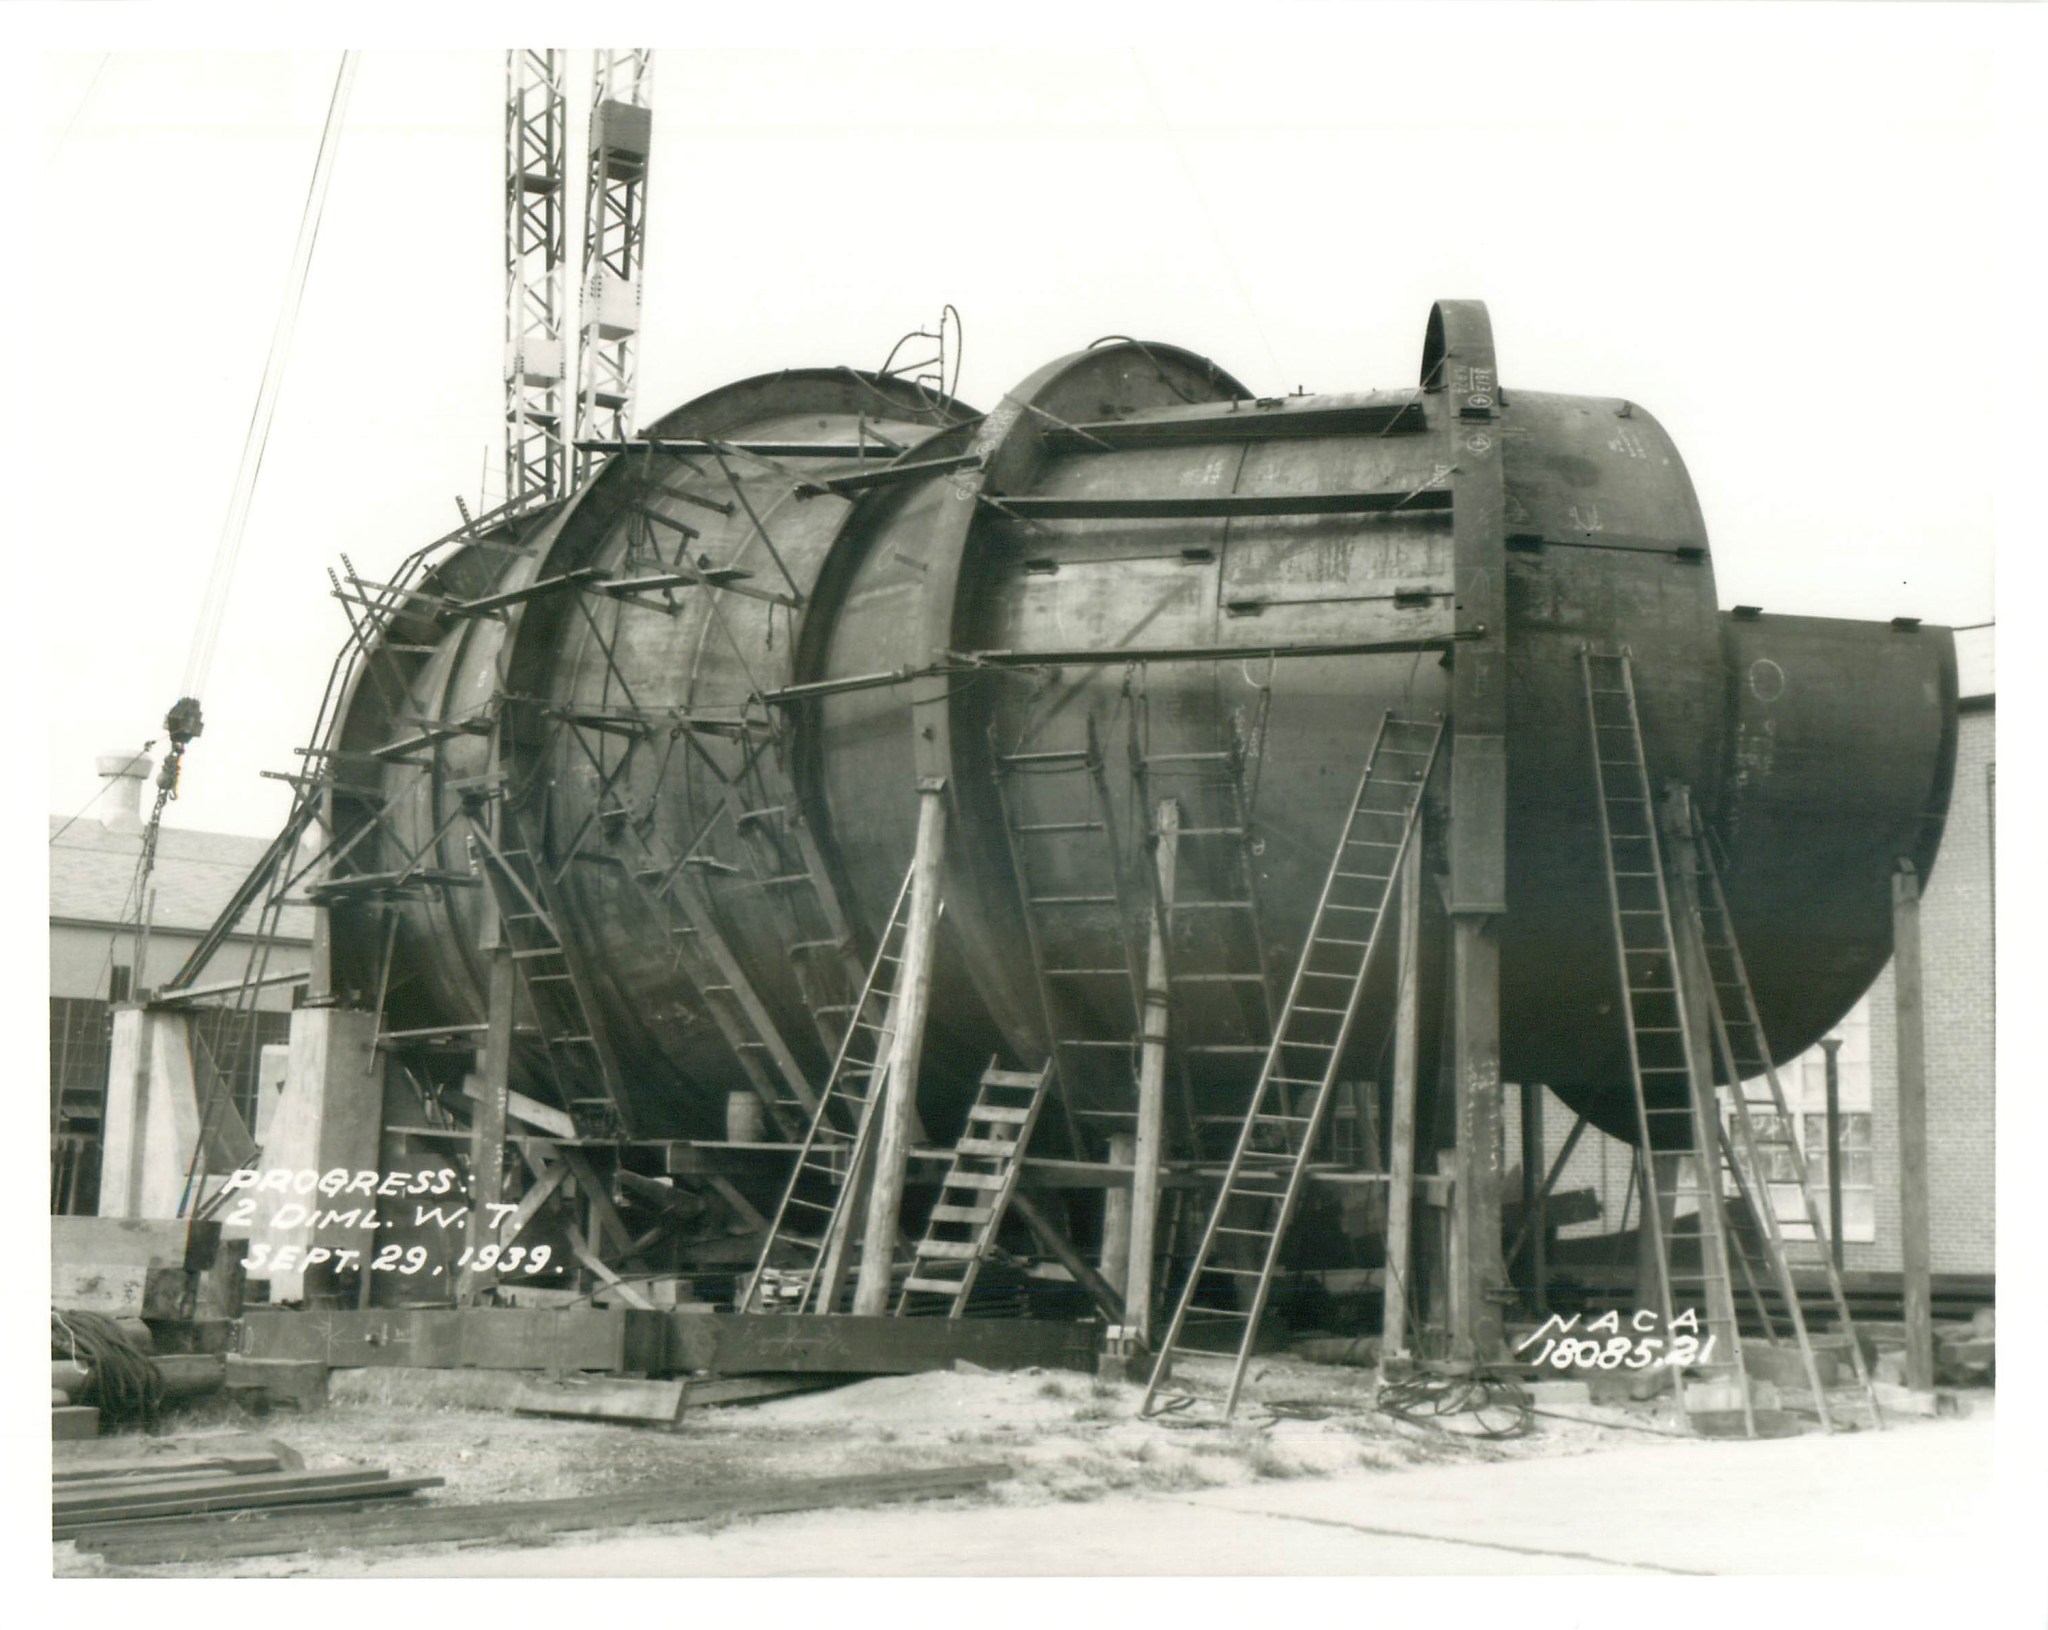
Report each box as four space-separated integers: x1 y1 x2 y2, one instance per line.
571 50 654 490
503 50 568 505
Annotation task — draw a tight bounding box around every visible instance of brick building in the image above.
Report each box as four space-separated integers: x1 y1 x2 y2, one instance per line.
1507 624 1994 1282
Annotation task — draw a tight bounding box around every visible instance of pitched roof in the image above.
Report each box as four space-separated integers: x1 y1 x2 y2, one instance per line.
48 816 315 942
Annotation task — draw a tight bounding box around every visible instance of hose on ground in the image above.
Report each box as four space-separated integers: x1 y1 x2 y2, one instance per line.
54 1309 163 1427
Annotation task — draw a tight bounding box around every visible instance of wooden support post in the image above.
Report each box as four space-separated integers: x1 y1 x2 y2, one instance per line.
1100 1133 1134 1299
1125 798 1177 1345
1520 1080 1546 1316
1893 861 1934 1393
812 1063 883 1313
852 779 948 1315
1450 917 1506 1362
1432 298 1509 1367
1821 1036 1845 1271
1382 828 1423 1367
459 947 516 1306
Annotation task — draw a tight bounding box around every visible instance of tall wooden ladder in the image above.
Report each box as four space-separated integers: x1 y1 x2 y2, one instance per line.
1141 713 1443 1420
740 862 917 1314
896 1062 1052 1318
468 802 633 1134
994 716 1146 1155
1691 811 1885 1432
1132 732 1278 1159
1581 648 1752 1434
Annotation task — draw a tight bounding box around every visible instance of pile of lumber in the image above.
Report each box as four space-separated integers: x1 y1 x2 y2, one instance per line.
55 1450 441 1550
62 1462 1008 1569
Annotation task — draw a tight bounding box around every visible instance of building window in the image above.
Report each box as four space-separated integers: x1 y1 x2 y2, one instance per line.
1723 996 1875 1245
1802 1109 1875 1242
108 965 131 1003
186 1008 295 1133
49 997 112 1127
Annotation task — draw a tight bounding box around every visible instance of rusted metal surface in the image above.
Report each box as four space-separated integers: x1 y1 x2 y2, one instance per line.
323 311 1956 1150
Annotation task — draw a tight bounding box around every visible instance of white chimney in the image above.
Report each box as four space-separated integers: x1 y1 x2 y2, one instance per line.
95 749 153 835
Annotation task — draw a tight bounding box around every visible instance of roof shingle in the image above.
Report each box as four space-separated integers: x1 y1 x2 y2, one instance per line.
49 816 315 941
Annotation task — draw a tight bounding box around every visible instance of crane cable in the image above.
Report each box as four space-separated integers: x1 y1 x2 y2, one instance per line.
178 49 358 709
122 52 356 962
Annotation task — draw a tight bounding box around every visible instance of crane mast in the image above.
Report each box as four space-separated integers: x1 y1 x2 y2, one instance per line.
571 50 654 490
503 50 569 506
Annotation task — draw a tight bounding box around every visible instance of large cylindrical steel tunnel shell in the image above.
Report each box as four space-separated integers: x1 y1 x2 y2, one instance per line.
323 313 1955 1152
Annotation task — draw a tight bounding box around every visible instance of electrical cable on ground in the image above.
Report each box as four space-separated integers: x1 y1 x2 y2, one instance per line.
1376 1367 1534 1440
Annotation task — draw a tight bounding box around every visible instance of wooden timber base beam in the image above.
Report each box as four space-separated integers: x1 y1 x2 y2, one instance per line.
242 1306 1096 1378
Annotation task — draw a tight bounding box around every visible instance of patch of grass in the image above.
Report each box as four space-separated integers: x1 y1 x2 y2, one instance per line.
1037 1379 1070 1400
1243 1438 1305 1480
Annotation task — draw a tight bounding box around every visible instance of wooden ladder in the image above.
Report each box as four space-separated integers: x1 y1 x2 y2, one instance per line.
740 861 917 1314
1691 810 1885 1432
1582 648 1752 1434
1140 712 1442 1420
896 1062 1052 1318
994 715 1146 1155
1132 732 1278 1161
467 802 633 1135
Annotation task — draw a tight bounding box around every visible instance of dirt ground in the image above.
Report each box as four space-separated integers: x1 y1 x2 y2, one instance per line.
54 1354 1750 1578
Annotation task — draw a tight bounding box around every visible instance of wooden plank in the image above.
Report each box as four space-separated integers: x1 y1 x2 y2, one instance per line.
513 1376 686 1426
238 1307 650 1372
63 1496 415 1544
55 1467 394 1514
51 1263 150 1318
53 1453 284 1485
678 1375 844 1411
54 1431 304 1473
55 1479 439 1537
84 1464 1008 1566
665 1311 1093 1377
52 1464 281 1497
51 1216 207 1270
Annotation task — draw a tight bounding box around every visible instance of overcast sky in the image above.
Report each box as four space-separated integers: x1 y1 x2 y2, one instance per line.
19 6 2033 841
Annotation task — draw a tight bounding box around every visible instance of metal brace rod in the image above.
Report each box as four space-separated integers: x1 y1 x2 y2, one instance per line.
708 447 807 608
